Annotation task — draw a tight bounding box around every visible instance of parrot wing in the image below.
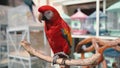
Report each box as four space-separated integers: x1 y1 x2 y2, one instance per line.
61 28 72 48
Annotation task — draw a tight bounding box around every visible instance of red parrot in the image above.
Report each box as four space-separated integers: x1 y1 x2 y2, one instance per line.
38 5 72 68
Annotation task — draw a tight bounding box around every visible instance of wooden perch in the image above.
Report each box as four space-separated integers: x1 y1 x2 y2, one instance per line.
76 37 120 53
75 37 120 68
20 40 100 66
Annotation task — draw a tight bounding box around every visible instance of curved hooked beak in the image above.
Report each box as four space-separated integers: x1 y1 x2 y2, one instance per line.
38 13 43 23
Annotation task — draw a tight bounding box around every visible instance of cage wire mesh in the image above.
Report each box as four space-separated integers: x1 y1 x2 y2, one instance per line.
0 24 8 67
0 5 11 25
7 4 35 29
85 11 107 36
0 5 12 68
7 4 48 68
7 30 47 68
70 8 88 35
107 11 120 37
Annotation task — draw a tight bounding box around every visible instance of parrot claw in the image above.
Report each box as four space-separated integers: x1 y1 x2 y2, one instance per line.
52 52 69 65
53 54 59 65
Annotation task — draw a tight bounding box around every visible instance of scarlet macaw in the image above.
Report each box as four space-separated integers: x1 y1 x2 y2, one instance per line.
38 5 72 68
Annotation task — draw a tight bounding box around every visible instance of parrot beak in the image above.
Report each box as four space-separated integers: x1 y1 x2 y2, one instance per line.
38 13 43 23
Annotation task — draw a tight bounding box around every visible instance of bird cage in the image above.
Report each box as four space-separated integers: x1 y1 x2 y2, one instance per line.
106 1 120 37
7 4 49 68
0 5 11 25
70 8 88 35
0 24 8 68
85 11 107 35
104 48 120 68
7 4 35 29
0 5 12 68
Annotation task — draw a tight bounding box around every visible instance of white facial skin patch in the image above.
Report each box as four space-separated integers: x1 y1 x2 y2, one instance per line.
44 10 53 20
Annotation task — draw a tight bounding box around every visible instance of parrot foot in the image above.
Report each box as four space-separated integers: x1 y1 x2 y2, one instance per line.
53 52 69 65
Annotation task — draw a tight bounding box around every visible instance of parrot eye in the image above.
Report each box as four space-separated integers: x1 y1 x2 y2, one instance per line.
44 10 53 20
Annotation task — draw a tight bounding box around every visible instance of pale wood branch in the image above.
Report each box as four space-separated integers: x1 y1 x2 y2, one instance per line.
20 40 100 66
76 37 120 53
75 37 120 68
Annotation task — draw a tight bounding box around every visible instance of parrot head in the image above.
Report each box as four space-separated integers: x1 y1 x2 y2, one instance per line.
38 5 61 23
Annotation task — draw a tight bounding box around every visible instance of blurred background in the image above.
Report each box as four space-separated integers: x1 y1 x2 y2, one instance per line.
0 0 120 68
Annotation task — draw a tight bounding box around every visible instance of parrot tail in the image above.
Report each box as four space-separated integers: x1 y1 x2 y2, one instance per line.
31 11 36 22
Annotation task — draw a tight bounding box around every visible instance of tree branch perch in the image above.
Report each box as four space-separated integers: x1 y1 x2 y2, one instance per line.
20 40 100 66
75 37 120 68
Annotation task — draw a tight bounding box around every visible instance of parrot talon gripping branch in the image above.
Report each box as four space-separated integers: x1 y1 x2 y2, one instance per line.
52 52 70 65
